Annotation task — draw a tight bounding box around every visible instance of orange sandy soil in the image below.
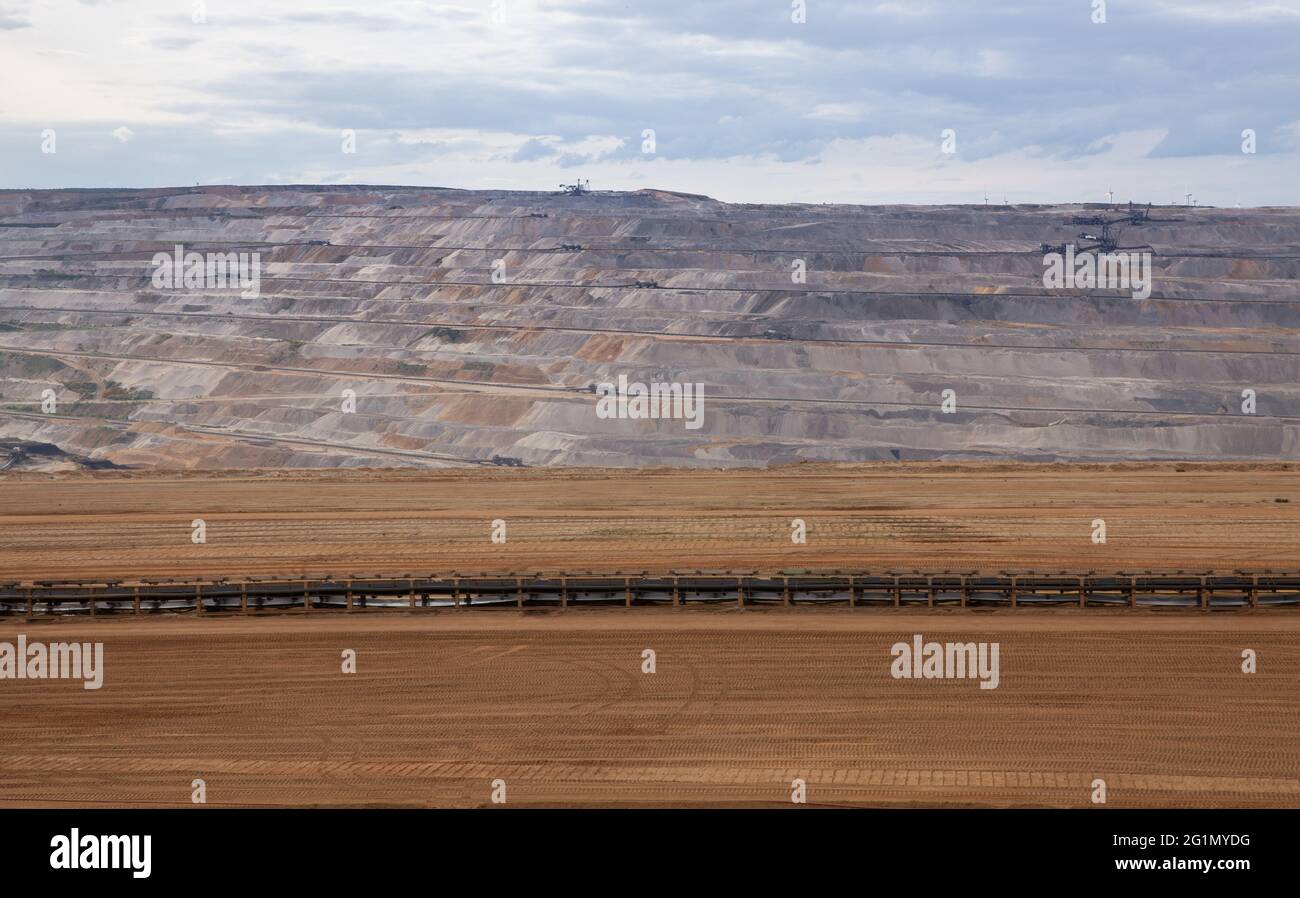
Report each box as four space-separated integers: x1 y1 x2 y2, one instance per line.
1 609 1298 808
0 462 1296 581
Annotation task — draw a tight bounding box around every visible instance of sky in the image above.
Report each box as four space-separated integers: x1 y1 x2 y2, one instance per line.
0 0 1298 205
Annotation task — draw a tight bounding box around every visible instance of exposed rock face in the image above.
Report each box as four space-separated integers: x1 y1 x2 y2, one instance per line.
0 185 1296 468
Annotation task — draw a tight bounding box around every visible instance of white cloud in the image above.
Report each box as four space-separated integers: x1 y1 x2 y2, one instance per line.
1 0 1297 204
807 102 869 123
1152 1 1300 21
873 2 935 17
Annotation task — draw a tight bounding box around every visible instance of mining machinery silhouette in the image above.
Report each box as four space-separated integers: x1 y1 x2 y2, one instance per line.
1043 202 1166 254
558 179 591 196
1069 202 1179 227
1041 221 1154 255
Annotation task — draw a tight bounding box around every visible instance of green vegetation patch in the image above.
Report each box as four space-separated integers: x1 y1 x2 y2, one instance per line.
103 380 156 401
0 352 68 377
420 326 466 343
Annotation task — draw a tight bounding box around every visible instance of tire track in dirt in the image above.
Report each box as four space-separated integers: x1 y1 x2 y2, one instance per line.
2 614 1296 807
1 465 1297 580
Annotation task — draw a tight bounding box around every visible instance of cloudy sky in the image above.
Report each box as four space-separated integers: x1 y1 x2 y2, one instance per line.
1 0 1298 204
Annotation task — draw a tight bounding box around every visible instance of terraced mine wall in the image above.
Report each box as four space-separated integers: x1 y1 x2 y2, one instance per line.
1 186 1298 468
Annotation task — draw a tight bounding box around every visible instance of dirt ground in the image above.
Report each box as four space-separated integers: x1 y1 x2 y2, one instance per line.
3 464 1296 809
1 610 1297 808
0 462 1297 581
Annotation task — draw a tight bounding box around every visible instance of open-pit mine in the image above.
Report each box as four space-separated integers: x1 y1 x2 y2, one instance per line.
1 185 1298 469
1 187 1297 810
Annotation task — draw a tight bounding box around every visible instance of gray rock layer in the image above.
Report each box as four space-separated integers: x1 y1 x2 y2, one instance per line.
0 185 1297 468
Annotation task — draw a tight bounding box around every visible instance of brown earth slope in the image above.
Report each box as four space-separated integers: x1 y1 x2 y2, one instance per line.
1 612 1296 808
0 462 1296 581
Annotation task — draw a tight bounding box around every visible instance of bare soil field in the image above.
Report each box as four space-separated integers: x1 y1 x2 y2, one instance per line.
2 610 1297 808
0 462 1296 581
